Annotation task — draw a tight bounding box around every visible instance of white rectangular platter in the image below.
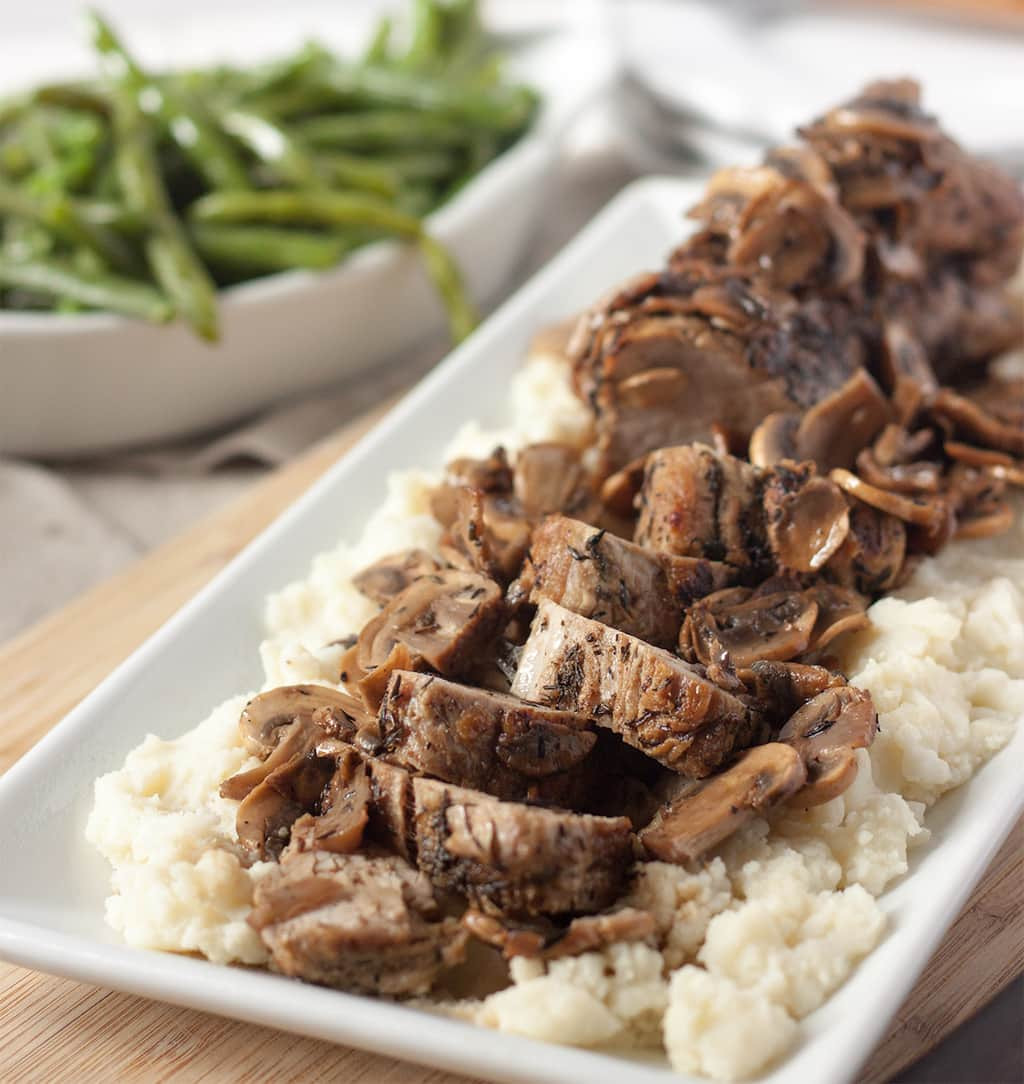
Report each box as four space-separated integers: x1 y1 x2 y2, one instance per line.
0 176 1021 1084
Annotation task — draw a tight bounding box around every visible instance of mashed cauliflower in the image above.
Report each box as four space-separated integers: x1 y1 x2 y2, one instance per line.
86 348 1024 1081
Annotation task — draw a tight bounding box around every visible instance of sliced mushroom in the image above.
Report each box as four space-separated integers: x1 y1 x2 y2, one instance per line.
830 468 950 531
462 907 655 961
352 550 444 607
355 569 505 680
599 455 648 517
740 660 847 724
764 466 850 572
238 684 365 758
778 685 878 806
954 498 1014 540
430 447 514 527
944 441 1024 486
512 442 584 520
445 486 531 586
827 500 907 594
930 387 1024 458
639 743 807 864
234 728 336 860
681 588 819 670
288 749 370 856
855 446 943 495
804 583 870 653
749 413 800 468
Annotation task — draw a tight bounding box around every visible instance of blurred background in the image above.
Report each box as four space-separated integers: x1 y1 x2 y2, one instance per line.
0 2 1021 1081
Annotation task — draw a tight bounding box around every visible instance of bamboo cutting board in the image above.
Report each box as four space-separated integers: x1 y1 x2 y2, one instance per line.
0 403 1021 1084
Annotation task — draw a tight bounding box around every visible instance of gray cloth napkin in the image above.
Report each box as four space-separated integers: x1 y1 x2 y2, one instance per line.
0 138 640 641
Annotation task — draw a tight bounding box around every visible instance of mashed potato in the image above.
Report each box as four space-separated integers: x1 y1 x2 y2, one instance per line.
86 349 1024 1082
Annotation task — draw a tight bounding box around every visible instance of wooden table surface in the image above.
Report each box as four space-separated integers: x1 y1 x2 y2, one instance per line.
0 405 1021 1084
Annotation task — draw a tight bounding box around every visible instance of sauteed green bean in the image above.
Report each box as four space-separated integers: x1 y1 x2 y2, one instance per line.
0 0 537 342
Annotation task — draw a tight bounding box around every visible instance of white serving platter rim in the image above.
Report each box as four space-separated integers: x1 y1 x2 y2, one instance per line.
0 176 1021 1084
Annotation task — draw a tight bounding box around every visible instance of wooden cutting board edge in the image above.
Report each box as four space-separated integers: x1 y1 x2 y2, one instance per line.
0 403 1020 1084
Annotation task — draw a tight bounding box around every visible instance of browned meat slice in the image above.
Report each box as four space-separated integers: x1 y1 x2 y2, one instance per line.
522 515 736 646
352 550 444 607
288 748 370 856
523 516 680 647
779 685 878 806
366 758 417 861
639 743 807 864
634 444 851 577
462 907 655 960
377 670 596 801
250 849 467 996
352 569 505 709
412 776 634 917
511 599 761 777
568 267 865 477
635 444 766 567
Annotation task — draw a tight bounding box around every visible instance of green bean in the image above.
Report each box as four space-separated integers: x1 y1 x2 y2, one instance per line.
34 83 110 116
368 150 457 181
363 16 393 65
189 189 424 235
313 152 399 197
87 21 250 193
402 0 443 71
296 110 471 150
417 233 477 342
0 252 172 320
190 223 355 273
215 107 323 189
91 12 219 339
0 182 142 273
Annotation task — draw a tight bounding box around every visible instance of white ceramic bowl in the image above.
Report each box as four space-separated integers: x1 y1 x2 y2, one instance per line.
0 1 613 457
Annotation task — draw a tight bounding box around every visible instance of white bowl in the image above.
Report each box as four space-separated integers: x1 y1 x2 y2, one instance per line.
0 1 613 457
0 176 1021 1084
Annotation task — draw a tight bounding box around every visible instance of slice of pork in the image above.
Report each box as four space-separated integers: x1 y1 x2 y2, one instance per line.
377 670 596 801
250 849 467 996
635 444 767 567
639 743 807 864
511 599 761 777
412 776 634 917
524 513 737 644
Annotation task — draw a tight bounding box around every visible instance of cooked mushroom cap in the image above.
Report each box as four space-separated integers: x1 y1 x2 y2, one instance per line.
778 686 878 806
805 583 870 653
288 752 370 856
682 588 819 670
764 468 850 572
930 387 1024 458
352 550 444 607
830 467 950 531
239 684 364 758
749 413 800 468
639 743 807 864
513 442 584 520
